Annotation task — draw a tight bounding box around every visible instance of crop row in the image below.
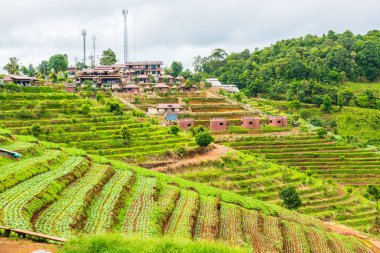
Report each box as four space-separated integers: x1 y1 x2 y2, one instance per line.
0 157 85 230
35 164 113 238
123 176 157 235
193 196 219 241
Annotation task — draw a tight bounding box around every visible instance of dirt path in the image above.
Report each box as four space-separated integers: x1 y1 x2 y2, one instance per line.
0 237 58 253
324 222 380 252
153 144 230 173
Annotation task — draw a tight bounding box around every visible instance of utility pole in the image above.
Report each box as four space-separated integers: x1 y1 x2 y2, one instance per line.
92 36 96 67
81 29 87 65
122 9 129 63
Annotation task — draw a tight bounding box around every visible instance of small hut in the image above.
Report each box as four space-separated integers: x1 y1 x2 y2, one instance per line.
210 118 227 132
177 118 195 130
268 116 287 127
241 116 260 129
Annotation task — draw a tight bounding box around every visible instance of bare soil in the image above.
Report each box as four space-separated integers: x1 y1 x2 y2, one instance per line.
324 221 380 253
0 237 58 253
153 144 230 173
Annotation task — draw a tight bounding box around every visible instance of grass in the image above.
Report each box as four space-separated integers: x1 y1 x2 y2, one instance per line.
60 234 249 253
346 81 380 96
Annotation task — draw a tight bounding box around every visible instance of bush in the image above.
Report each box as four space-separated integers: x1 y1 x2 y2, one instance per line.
316 127 328 138
169 125 180 135
81 104 90 115
31 124 42 137
279 187 302 210
195 132 214 147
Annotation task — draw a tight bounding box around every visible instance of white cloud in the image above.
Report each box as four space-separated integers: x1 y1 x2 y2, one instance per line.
0 0 379 72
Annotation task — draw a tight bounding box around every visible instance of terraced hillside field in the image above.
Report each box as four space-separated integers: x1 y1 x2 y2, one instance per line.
133 95 261 127
227 133 380 186
0 86 195 164
0 131 375 252
165 148 379 234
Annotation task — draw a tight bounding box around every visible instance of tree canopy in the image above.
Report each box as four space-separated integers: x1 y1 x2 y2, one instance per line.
99 49 117 65
3 57 20 74
48 54 68 73
194 30 380 109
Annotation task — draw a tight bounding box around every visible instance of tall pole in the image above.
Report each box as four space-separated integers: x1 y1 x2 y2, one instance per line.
92 36 96 67
122 9 128 64
81 29 87 66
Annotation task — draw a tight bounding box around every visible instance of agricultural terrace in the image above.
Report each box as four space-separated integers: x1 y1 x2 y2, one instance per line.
0 85 195 164
131 92 281 134
167 148 379 233
0 131 374 252
250 98 380 147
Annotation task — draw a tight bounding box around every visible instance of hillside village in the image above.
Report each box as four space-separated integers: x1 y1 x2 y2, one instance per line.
1 2 380 251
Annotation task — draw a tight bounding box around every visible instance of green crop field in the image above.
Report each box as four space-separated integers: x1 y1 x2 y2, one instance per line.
0 131 373 252
0 86 196 164
167 137 380 233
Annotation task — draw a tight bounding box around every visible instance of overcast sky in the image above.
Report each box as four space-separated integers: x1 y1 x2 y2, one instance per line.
0 0 379 72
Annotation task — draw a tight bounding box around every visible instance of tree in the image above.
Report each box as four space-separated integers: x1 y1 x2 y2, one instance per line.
366 185 380 201
3 57 20 74
37 60 49 79
171 61 183 77
48 54 68 73
287 100 302 111
316 127 328 138
195 132 213 147
321 95 333 113
169 125 180 135
99 49 117 65
76 61 87 70
28 64 36 77
81 104 90 115
279 187 302 210
31 124 42 137
119 125 131 145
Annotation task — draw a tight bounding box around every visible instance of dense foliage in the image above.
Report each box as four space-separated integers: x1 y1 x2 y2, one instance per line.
195 30 380 109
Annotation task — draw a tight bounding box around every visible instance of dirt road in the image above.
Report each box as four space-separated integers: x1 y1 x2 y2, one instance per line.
0 237 58 253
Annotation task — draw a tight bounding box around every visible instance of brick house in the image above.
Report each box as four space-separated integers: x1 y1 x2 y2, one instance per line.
153 83 170 93
148 103 184 115
179 84 197 93
3 75 38 86
122 84 140 94
268 116 287 127
65 83 76 93
241 116 260 129
210 118 227 132
177 118 195 130
158 75 175 84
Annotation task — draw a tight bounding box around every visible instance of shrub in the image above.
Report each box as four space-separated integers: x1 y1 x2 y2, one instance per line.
316 127 328 138
279 187 301 210
195 132 213 147
81 104 90 115
190 126 206 136
119 125 131 145
168 125 180 135
31 124 42 137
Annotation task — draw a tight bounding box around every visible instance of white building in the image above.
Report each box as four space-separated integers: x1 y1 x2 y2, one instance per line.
206 78 222 87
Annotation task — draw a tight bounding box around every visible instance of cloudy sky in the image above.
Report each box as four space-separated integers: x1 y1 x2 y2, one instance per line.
0 0 379 72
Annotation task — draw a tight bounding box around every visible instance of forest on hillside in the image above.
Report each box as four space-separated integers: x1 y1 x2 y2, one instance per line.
194 30 380 109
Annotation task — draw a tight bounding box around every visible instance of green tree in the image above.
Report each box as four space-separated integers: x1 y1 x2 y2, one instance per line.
171 61 183 77
195 132 213 147
3 57 20 74
48 54 68 74
31 124 42 137
169 125 180 135
287 100 302 111
119 125 131 145
321 95 333 113
366 185 380 201
316 127 328 138
99 49 117 65
279 187 302 210
37 60 49 79
81 104 90 115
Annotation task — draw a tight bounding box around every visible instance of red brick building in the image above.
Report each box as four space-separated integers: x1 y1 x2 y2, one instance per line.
179 84 197 93
177 118 195 130
210 118 227 132
268 116 287 127
65 83 75 93
241 116 260 129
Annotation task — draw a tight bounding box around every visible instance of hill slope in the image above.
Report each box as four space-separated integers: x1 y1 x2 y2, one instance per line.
0 130 375 252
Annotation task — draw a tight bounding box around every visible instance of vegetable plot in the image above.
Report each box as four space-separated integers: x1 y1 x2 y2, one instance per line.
35 164 112 238
123 176 157 236
281 220 310 253
165 190 198 238
219 203 245 246
0 156 84 230
86 170 133 234
194 196 219 241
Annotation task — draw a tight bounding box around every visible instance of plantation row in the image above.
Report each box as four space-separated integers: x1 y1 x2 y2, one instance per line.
0 89 195 163
0 135 372 252
226 134 380 186
168 150 379 233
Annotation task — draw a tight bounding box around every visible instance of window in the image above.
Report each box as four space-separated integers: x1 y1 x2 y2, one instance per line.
270 120 272 123
219 123 224 126
249 122 253 125
187 123 191 127
277 120 281 124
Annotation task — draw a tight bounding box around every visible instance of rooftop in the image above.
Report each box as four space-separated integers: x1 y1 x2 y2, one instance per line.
156 103 183 109
153 83 170 88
